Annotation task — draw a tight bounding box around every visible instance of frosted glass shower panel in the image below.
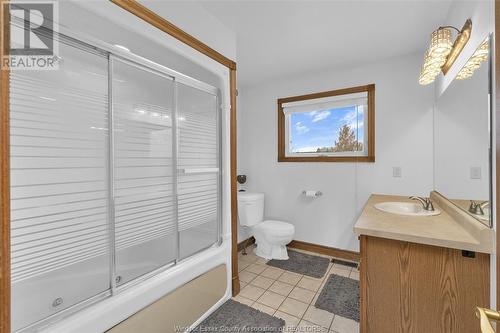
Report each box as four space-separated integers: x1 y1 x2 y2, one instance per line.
112 58 176 284
10 42 110 331
177 83 220 259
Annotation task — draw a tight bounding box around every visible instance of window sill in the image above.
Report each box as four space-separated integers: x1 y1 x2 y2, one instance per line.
278 155 375 162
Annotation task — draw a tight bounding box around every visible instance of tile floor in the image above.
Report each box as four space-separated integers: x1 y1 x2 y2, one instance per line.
233 245 360 333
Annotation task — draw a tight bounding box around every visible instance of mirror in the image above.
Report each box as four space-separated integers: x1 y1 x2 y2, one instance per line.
434 35 492 227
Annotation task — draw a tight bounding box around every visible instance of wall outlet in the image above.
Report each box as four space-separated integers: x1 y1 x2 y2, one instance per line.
393 167 402 178
470 166 482 180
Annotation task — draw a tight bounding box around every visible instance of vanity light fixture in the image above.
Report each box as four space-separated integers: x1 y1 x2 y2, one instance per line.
419 19 472 85
456 38 489 80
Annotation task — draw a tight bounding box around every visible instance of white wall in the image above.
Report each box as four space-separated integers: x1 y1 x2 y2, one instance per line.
238 53 435 251
139 0 237 61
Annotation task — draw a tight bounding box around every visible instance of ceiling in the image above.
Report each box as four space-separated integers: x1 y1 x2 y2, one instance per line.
200 0 453 88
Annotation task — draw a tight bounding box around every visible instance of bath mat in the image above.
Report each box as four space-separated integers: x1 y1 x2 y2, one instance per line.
315 274 359 322
266 250 330 278
331 258 358 268
191 299 285 332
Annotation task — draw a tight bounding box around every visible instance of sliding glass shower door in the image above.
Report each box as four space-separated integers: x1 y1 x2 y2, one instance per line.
177 83 220 259
10 33 221 332
111 58 176 285
10 41 111 332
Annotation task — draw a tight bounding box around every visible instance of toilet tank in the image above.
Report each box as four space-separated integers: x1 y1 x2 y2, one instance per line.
237 192 264 227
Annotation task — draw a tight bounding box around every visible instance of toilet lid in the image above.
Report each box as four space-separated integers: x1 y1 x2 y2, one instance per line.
257 220 295 233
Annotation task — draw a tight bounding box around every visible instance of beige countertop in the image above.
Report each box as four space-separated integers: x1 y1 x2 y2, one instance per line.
354 193 494 254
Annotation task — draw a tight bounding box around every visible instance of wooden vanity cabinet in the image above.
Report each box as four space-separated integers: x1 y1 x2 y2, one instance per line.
359 235 490 333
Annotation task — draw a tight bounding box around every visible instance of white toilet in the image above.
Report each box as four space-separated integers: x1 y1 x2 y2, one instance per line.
238 192 295 260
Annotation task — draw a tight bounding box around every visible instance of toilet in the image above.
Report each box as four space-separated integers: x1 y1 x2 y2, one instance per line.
238 192 295 260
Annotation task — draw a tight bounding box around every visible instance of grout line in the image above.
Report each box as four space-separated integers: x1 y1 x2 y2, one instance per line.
237 251 358 332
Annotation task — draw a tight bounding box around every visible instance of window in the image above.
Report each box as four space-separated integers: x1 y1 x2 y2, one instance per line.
278 84 375 162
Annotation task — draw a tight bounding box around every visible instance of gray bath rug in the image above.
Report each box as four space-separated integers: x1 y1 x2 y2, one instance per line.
315 274 359 322
192 299 285 332
267 250 330 278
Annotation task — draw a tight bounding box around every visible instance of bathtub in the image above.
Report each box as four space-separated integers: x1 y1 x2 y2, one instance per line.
36 234 232 333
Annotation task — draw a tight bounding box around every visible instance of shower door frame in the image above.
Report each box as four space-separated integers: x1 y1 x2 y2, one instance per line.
0 3 230 331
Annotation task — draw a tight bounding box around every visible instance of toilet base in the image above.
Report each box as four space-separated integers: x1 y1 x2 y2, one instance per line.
250 220 294 260
254 241 289 260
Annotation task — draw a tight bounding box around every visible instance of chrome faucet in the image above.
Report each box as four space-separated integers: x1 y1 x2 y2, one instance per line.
409 196 435 211
469 200 490 215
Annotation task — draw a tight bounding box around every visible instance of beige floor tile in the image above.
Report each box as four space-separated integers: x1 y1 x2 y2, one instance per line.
349 271 359 281
239 253 258 263
239 284 266 301
238 260 251 271
246 263 267 275
261 267 284 279
274 311 301 331
269 281 295 296
279 271 303 285
297 320 329 333
330 315 359 333
297 276 323 291
312 292 319 303
331 267 351 278
239 270 258 283
257 290 286 309
303 306 334 329
278 297 309 318
240 281 248 289
250 275 275 289
252 302 276 316
232 295 254 306
255 257 268 265
288 286 316 304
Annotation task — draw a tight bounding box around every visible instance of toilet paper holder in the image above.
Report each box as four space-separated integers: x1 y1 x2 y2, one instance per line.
302 190 323 197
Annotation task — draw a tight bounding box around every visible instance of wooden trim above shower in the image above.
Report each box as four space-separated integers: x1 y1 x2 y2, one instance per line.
109 0 237 70
0 2 10 333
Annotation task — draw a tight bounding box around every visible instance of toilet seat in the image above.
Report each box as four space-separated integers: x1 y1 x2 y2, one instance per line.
254 220 294 236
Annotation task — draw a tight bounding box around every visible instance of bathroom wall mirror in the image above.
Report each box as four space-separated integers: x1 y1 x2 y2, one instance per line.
434 34 492 227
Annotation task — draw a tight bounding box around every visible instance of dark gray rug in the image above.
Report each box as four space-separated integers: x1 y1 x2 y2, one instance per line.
315 274 359 322
266 250 330 278
192 299 285 332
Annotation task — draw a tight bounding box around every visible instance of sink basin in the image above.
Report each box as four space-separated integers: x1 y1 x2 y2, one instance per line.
374 202 441 216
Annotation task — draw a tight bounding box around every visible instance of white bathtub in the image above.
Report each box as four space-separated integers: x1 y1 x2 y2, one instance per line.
37 234 232 333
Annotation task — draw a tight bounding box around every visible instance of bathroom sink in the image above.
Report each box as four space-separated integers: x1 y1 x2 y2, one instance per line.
374 202 441 216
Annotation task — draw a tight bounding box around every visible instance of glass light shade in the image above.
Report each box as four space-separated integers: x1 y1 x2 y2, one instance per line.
419 50 442 85
456 39 489 80
429 28 453 58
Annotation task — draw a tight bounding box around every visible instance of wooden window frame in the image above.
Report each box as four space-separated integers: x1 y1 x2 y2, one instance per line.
277 84 375 162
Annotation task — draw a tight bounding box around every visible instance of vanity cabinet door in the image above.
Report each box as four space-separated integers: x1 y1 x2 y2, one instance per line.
360 235 489 333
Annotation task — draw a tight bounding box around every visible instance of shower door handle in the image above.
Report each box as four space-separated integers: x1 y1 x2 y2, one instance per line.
179 168 219 175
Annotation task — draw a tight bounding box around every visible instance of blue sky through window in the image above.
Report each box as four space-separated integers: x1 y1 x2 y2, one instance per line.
290 105 364 153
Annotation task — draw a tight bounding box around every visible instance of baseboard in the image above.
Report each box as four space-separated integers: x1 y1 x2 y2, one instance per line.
288 240 360 262
237 237 255 252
